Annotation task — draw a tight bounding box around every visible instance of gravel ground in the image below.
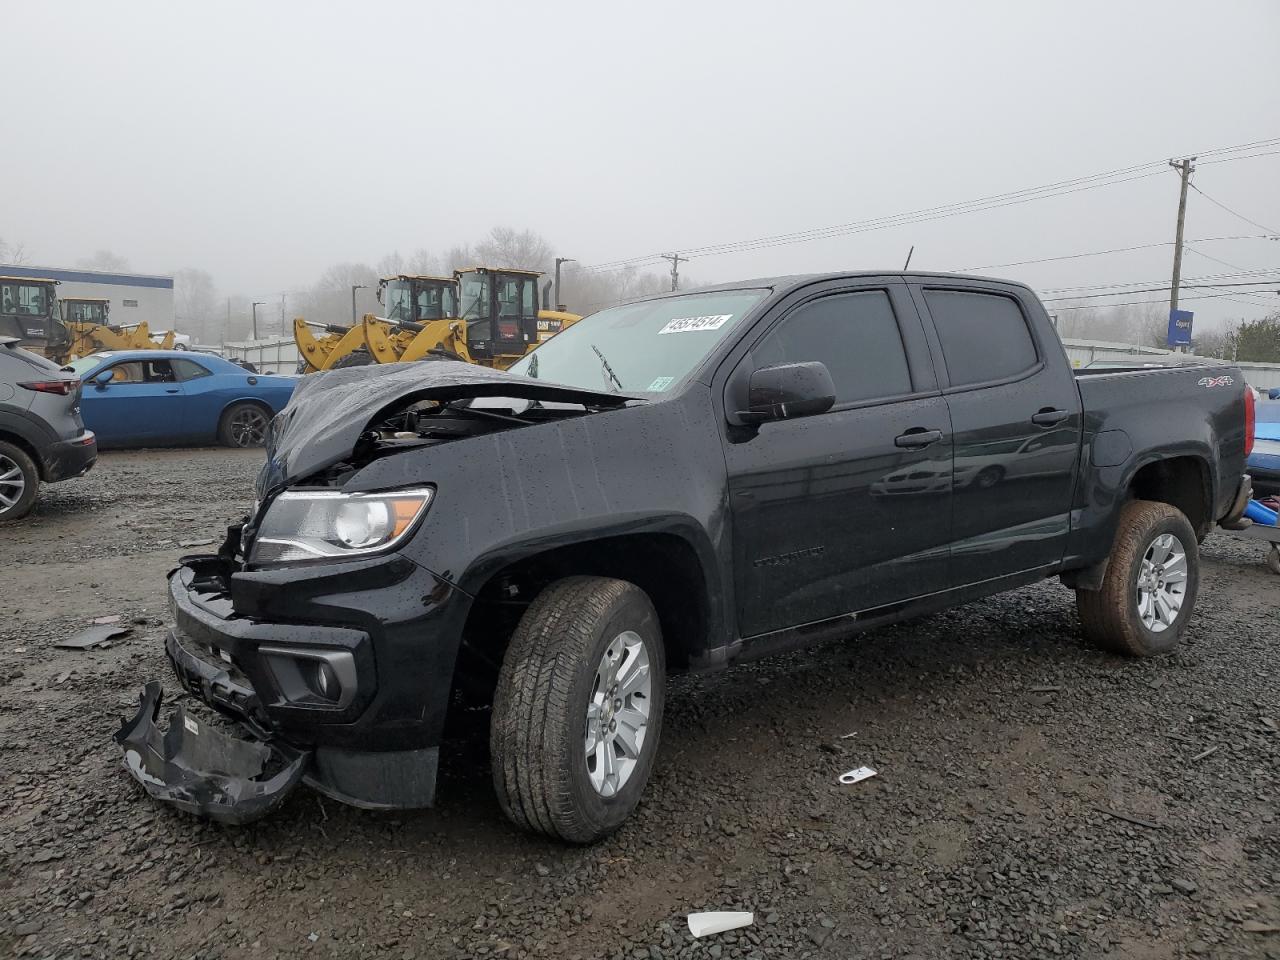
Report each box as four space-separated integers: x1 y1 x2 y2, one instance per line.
1 448 1278 960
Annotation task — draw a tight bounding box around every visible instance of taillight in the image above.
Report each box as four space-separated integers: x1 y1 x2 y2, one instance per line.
1244 385 1255 457
19 379 80 396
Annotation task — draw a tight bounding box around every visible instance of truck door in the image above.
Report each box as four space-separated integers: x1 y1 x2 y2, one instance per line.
723 280 953 640
908 283 1082 584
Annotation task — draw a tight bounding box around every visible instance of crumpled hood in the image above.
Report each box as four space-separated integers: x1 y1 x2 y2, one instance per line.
259 360 638 493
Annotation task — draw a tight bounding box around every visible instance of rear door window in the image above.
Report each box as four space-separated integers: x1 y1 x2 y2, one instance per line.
924 290 1038 387
753 290 913 404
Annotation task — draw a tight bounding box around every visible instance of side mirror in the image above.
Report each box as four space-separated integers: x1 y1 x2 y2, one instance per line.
93 370 113 387
741 362 836 423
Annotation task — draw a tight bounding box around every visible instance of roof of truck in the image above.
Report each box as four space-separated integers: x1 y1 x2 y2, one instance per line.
665 271 1033 297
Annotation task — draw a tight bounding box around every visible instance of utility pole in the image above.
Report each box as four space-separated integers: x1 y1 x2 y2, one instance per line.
251 301 265 340
351 284 367 326
661 252 686 292
280 293 286 337
554 257 575 312
1168 156 1196 351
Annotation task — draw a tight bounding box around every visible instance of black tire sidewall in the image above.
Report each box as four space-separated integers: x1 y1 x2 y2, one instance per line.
562 589 665 838
0 441 39 522
1119 511 1199 654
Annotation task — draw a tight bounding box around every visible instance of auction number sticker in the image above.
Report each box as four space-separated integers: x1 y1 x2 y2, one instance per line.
658 314 732 335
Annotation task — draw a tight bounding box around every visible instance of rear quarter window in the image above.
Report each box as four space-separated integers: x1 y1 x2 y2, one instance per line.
925 290 1038 387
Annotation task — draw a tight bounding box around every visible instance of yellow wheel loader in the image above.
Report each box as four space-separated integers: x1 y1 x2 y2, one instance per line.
56 297 174 363
293 268 580 373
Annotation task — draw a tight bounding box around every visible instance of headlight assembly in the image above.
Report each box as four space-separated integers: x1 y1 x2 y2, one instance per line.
250 487 433 565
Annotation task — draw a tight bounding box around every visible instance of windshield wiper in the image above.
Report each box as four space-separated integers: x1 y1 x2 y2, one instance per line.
591 343 623 393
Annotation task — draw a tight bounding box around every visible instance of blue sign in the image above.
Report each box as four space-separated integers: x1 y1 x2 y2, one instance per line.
1167 309 1194 347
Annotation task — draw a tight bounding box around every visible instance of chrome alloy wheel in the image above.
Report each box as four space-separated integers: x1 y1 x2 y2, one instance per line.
229 407 269 447
584 630 652 797
0 453 26 512
1136 533 1188 633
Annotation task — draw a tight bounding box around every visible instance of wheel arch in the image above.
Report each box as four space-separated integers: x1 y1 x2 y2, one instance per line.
0 415 52 480
450 527 720 706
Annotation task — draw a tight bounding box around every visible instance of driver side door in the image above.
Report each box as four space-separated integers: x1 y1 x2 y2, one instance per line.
82 359 185 445
722 280 953 641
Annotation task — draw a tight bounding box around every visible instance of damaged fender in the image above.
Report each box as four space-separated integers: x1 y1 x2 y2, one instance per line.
114 681 309 825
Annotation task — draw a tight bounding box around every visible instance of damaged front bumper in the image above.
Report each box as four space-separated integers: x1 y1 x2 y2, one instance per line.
113 549 458 824
114 681 309 825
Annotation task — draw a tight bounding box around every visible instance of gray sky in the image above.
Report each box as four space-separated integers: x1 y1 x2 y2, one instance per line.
7 0 1279 327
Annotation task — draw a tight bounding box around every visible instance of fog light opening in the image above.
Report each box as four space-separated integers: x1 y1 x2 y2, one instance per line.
310 660 341 702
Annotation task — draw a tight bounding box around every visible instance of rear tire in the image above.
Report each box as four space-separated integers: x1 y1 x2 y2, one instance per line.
217 402 271 448
1076 500 1199 657
490 576 665 843
0 441 38 522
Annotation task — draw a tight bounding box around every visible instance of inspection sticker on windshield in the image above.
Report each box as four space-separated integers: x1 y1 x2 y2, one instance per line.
658 314 732 335
647 376 675 390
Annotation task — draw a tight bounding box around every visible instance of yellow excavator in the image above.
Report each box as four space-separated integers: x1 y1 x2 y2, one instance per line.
293 267 580 373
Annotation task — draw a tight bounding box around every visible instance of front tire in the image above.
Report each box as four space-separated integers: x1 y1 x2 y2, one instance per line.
490 576 665 843
1076 500 1199 657
0 441 39 522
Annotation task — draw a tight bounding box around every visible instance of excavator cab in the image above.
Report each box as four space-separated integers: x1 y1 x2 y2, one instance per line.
456 267 543 364
0 276 68 355
61 297 111 325
377 275 460 324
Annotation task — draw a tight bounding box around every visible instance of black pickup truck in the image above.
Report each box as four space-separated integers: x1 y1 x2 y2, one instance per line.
117 271 1255 842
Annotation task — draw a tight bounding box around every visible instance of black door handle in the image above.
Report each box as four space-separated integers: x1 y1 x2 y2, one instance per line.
165 388 180 394
1031 408 1069 426
895 428 944 449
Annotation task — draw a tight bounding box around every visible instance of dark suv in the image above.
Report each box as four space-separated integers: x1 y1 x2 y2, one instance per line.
0 337 97 521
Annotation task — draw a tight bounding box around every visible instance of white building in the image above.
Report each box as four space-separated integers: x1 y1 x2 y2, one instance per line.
0 263 174 331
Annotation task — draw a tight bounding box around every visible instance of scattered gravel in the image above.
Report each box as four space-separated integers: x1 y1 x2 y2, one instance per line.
2 448 1278 959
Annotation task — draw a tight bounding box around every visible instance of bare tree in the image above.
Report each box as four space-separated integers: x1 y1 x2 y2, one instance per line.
174 268 221 343
297 262 380 327
77 250 131 272
475 227 553 272
375 252 406 278
0 238 29 265
408 248 444 276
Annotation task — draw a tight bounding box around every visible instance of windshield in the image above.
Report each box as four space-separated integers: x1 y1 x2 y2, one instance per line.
382 280 414 322
459 273 489 321
64 353 111 373
0 280 54 318
507 290 767 393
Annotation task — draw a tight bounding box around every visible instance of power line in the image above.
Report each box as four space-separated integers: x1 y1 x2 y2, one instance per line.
1042 266 1280 295
1188 182 1280 236
960 235 1274 272
1052 288 1280 311
1042 280 1280 303
580 136 1280 274
1198 149 1280 166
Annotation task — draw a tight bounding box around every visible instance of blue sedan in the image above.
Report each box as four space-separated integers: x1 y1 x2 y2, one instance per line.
65 350 297 448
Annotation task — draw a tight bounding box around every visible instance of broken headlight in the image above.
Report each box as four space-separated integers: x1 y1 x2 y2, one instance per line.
249 487 433 565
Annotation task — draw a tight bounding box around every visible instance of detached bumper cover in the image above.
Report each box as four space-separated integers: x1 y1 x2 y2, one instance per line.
113 681 309 825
